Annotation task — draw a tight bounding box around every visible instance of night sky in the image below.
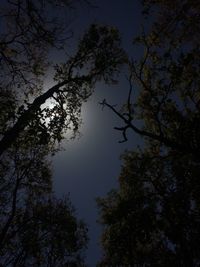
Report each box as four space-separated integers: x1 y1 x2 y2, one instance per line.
1 1 199 265
52 1 143 265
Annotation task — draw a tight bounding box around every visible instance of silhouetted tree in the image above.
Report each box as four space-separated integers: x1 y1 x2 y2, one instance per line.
101 0 200 157
1 196 88 266
98 1 200 265
0 122 88 266
0 0 125 156
0 1 125 265
97 148 200 266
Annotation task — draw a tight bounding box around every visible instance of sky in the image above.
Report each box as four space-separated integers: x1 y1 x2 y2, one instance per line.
52 1 144 265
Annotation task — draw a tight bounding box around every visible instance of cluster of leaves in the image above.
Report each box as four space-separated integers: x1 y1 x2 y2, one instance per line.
0 125 88 266
0 0 66 94
0 21 125 155
97 150 200 266
45 24 126 142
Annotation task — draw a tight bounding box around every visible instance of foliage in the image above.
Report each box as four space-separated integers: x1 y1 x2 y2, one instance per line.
0 127 88 266
1 196 88 266
101 0 200 157
98 0 200 266
0 0 125 156
97 149 200 266
0 1 120 266
0 0 76 94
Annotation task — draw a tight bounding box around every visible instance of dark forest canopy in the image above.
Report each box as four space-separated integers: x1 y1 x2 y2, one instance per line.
97 149 200 266
0 1 100 265
0 0 126 265
0 116 88 265
102 0 200 158
98 0 200 266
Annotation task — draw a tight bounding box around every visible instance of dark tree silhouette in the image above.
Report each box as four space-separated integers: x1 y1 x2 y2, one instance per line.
0 0 125 156
101 0 200 158
0 1 125 265
0 127 88 266
0 24 125 156
97 1 200 266
97 149 200 266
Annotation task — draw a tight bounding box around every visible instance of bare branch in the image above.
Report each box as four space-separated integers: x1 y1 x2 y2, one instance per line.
101 97 200 157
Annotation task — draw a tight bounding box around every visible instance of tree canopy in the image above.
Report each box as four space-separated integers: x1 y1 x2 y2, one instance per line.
2 0 200 265
0 0 125 265
97 149 200 266
102 0 200 158
0 120 88 266
0 0 125 156
98 0 200 266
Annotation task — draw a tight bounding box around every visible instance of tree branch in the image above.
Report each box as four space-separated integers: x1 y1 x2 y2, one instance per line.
0 75 92 156
100 99 200 157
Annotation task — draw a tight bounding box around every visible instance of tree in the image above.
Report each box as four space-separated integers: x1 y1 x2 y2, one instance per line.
1 196 88 266
97 1 200 265
97 149 200 266
0 121 88 266
0 1 126 265
101 0 200 158
0 1 125 156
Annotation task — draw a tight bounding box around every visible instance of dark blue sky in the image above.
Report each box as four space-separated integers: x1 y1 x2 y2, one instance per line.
53 1 143 265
